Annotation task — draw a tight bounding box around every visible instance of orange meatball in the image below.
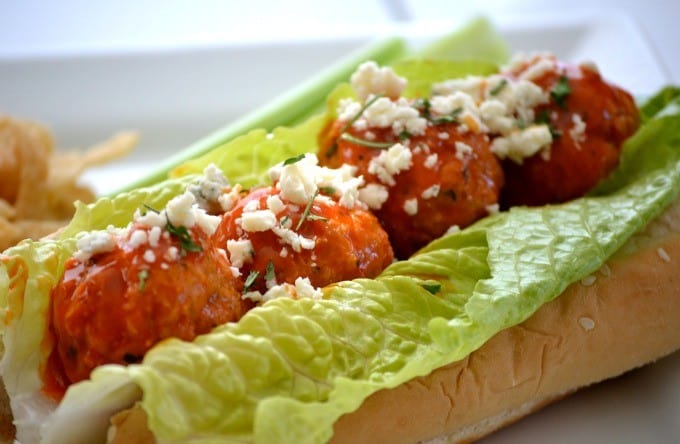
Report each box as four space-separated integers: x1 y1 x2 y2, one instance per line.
49 222 251 394
320 120 504 259
213 186 394 293
500 56 639 206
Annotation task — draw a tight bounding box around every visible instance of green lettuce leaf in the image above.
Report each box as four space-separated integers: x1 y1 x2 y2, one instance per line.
40 86 679 444
1 19 678 444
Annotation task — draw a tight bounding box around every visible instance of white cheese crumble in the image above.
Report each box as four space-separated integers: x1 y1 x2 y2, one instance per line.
271 226 315 252
403 198 418 215
218 184 243 212
350 61 407 100
128 229 148 249
445 225 461 235
569 113 587 147
357 96 427 136
421 184 440 200
189 163 230 208
266 194 286 214
358 183 389 210
485 204 500 215
454 141 473 160
164 191 222 236
490 125 553 164
240 210 278 232
242 276 323 303
73 230 117 262
227 239 254 268
143 249 156 264
424 153 438 169
367 143 413 186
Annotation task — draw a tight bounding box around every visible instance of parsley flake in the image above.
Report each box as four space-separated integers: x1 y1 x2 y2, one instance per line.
340 133 394 149
489 78 508 96
166 220 202 254
421 282 442 295
296 189 320 230
283 154 306 165
551 75 572 108
138 269 149 292
244 270 260 293
265 261 276 283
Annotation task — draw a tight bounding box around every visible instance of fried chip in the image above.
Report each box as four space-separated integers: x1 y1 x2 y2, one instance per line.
0 116 137 250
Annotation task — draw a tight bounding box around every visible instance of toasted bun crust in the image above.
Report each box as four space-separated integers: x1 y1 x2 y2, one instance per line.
2 200 679 444
331 199 680 443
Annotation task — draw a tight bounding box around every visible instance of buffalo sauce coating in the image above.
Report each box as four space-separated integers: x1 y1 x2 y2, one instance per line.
46 223 252 398
212 186 394 293
500 58 640 207
319 122 504 259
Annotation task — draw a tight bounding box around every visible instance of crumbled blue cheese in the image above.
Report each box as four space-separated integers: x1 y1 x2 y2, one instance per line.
165 192 221 236
569 113 587 147
242 276 323 303
490 125 553 164
266 194 286 214
424 153 438 169
218 184 243 212
271 225 315 252
350 61 407 100
454 141 473 160
403 198 418 215
240 210 278 232
421 184 440 200
73 229 118 262
345 96 427 137
189 164 230 208
358 183 389 209
128 229 148 249
227 239 254 268
367 143 413 186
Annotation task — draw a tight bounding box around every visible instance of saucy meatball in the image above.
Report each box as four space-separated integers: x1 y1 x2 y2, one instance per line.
213 183 394 296
499 54 639 206
320 112 504 259
48 213 251 397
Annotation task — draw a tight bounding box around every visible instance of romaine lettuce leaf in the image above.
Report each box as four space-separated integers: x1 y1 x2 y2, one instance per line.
0 21 677 444
39 85 680 444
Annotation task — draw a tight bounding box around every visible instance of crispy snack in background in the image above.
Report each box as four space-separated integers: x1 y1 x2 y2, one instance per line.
0 116 137 250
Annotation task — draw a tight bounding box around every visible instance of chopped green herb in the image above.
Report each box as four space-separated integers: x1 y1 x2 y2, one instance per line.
414 98 432 117
265 261 276 282
534 110 561 138
166 220 203 254
398 130 412 141
283 154 306 165
429 107 463 125
319 186 336 196
489 78 508 96
138 269 149 292
142 203 161 214
551 75 571 108
296 189 320 230
307 214 328 223
534 109 551 124
340 133 394 149
338 94 383 135
280 215 291 227
244 270 260 293
421 282 442 295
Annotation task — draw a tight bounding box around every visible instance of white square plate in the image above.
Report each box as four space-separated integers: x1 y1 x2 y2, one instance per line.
0 10 676 443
